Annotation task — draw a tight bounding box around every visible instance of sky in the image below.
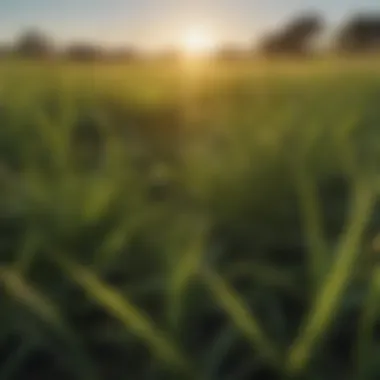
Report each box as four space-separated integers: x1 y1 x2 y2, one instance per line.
0 0 379 49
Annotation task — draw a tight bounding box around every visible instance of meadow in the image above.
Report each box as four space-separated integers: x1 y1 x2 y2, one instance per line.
1 58 380 379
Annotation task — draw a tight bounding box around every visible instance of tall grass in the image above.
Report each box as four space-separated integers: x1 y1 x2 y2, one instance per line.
1 59 380 379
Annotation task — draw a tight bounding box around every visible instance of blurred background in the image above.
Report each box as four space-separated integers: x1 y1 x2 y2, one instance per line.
1 1 380 380
0 0 380 60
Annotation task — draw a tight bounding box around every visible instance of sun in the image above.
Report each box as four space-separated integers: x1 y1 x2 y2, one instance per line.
181 27 216 57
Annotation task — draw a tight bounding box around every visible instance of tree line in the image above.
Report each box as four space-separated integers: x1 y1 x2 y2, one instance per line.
1 12 380 61
0 29 139 62
259 12 380 57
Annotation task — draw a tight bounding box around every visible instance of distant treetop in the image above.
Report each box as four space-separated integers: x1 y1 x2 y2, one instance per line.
14 28 55 58
259 12 325 56
337 13 380 52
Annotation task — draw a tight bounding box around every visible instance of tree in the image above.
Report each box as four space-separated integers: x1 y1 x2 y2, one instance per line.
14 29 54 58
65 43 103 62
337 14 380 52
259 13 325 56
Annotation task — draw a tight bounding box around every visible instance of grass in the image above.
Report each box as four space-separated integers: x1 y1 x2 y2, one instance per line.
1 57 380 379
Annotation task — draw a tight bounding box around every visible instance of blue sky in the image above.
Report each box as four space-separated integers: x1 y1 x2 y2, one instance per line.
0 0 379 48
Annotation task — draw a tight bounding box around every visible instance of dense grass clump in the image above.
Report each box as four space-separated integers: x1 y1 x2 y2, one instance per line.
1 59 380 379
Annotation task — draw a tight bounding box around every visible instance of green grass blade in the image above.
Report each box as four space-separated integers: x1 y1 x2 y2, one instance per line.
93 210 148 272
53 253 193 376
0 267 97 380
167 228 206 332
296 168 328 290
354 266 380 380
0 266 64 327
286 178 376 375
201 325 238 379
202 267 281 368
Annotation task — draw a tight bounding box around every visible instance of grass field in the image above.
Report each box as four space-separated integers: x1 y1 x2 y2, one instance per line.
1 58 380 379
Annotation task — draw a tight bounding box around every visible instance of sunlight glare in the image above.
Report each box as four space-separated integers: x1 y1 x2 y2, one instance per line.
181 27 216 58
